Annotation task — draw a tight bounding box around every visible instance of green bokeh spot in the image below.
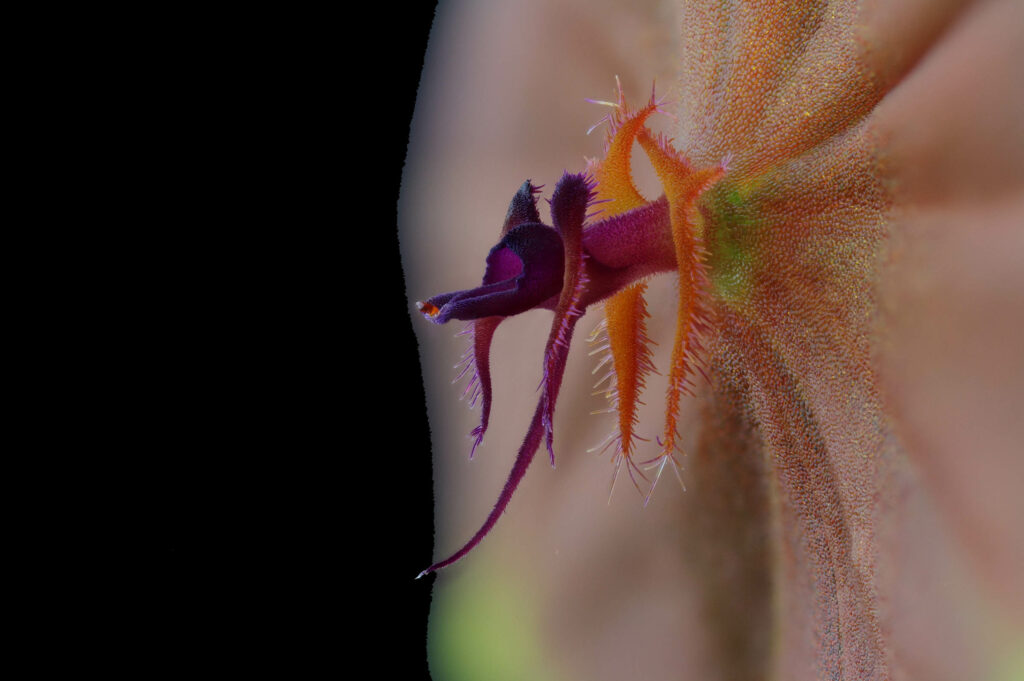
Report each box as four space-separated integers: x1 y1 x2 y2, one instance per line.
991 639 1024 681
428 560 561 681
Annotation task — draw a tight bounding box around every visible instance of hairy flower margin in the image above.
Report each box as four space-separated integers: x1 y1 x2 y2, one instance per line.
416 83 729 577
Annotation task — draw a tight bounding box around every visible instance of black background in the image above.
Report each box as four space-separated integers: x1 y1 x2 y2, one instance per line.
128 4 440 676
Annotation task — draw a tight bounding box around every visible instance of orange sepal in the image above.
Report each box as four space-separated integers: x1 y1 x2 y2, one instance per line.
636 128 728 500
586 84 663 494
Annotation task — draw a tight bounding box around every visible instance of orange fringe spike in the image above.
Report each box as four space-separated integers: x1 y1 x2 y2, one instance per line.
585 81 662 496
636 127 728 502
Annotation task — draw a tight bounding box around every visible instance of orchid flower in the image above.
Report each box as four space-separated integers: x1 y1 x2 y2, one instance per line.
417 87 729 576
403 0 1024 679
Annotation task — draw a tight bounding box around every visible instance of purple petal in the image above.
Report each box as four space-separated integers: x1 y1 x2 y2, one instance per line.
501 180 543 236
417 397 547 578
549 172 596 241
421 222 564 323
481 243 524 286
540 173 596 462
468 316 502 458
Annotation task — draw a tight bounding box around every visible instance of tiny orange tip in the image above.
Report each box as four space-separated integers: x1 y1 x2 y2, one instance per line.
417 301 440 317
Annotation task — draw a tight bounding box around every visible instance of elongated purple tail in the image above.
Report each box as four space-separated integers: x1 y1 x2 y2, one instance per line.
417 401 545 578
